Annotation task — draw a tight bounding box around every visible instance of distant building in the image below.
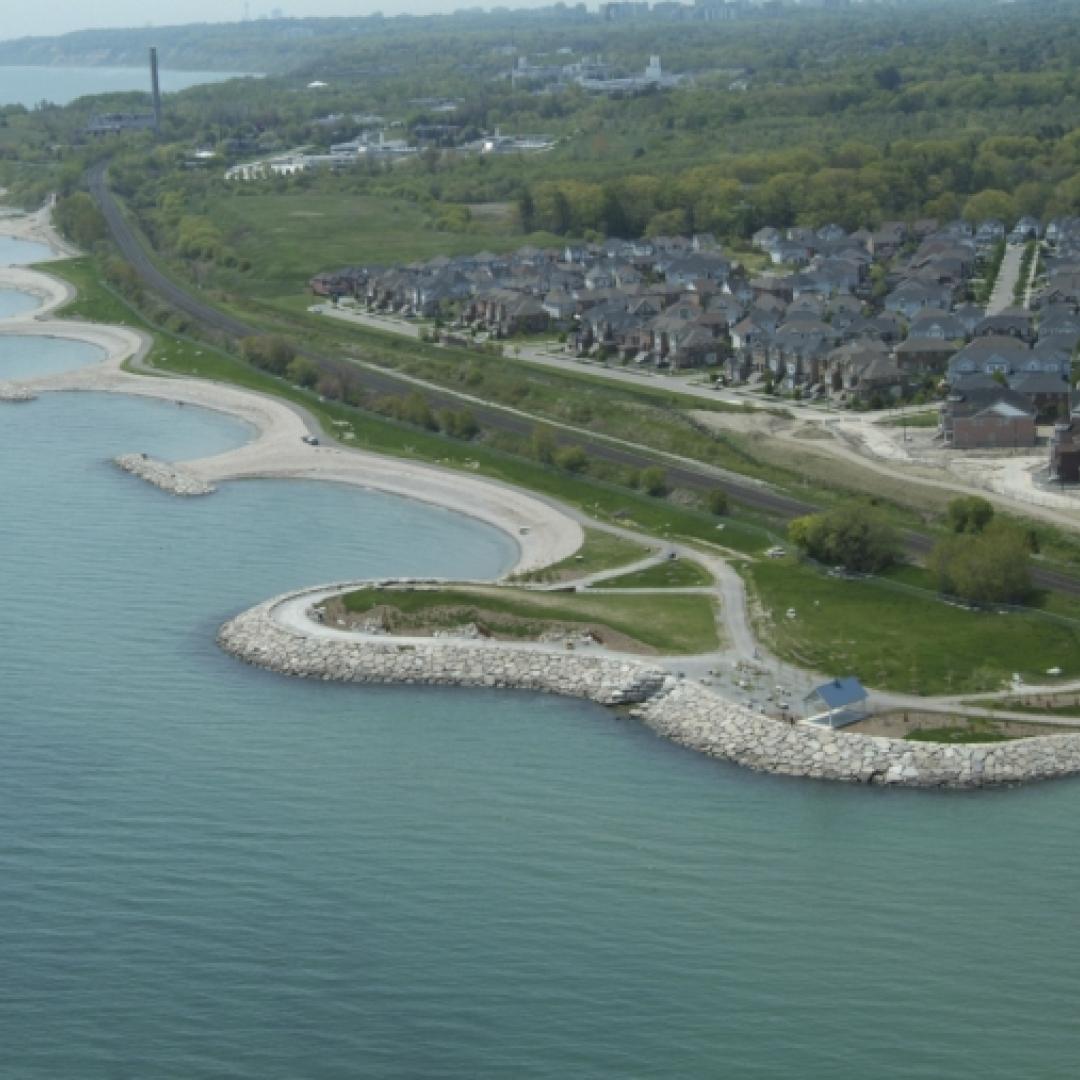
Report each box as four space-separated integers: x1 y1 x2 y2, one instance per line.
85 113 156 137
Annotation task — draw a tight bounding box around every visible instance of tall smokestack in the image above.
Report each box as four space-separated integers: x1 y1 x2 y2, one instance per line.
149 47 162 133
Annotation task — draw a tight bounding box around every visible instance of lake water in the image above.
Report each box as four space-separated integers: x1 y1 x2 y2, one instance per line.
0 287 41 317
0 235 53 264
0 334 103 378
0 65 249 107
3 335 1080 1077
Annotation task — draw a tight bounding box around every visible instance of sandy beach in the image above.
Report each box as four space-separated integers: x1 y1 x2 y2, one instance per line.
0 210 583 573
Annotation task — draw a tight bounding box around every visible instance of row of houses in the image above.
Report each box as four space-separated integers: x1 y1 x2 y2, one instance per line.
309 216 1080 449
939 219 1080 450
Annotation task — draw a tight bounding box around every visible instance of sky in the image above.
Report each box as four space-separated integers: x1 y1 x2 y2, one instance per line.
2 1 552 44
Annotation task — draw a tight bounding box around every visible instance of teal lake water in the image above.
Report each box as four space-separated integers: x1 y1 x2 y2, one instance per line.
0 66 250 107
3 344 1080 1076
0 235 53 265
0 334 103 378
0 287 42 318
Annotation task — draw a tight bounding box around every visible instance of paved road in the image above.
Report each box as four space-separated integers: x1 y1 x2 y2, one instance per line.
986 241 1024 316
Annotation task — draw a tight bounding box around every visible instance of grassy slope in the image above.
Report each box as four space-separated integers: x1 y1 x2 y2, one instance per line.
747 559 1080 695
203 192 566 300
340 585 719 654
513 528 655 583
600 559 714 589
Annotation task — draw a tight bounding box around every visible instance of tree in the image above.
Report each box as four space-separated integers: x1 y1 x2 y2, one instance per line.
641 466 667 496
241 335 294 376
285 356 319 389
400 390 438 430
53 192 105 249
946 496 994 534
787 504 901 572
707 489 730 516
963 189 1016 224
929 522 1032 604
874 66 903 92
554 445 588 473
531 425 556 464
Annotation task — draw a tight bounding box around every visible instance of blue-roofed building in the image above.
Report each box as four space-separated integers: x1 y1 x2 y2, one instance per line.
804 677 868 727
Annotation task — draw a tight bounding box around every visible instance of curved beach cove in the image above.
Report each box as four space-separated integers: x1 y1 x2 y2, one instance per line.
5 212 1080 1077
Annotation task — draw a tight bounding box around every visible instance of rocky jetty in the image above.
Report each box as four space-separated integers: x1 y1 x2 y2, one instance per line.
633 681 1080 788
114 454 215 496
218 585 1080 789
0 383 35 402
220 593 666 706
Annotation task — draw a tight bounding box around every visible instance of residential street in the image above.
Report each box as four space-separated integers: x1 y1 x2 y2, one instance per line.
985 240 1024 315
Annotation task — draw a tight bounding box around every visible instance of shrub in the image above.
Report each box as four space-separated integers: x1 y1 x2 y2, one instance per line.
788 504 901 573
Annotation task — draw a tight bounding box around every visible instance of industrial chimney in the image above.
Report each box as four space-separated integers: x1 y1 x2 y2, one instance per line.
149 47 162 132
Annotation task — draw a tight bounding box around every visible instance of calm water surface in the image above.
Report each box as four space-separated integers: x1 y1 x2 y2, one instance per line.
0 235 53 265
0 66 250 107
0 287 41 318
0 334 103 378
2 347 1080 1078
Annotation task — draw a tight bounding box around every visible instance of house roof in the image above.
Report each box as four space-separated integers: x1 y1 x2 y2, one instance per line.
1011 371 1070 394
806 677 867 711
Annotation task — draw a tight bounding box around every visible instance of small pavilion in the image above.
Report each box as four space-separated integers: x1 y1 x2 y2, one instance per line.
803 677 868 728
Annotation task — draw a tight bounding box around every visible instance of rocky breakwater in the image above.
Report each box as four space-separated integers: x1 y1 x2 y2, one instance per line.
218 587 668 706
218 584 1080 789
0 383 36 402
114 453 215 496
636 680 1080 788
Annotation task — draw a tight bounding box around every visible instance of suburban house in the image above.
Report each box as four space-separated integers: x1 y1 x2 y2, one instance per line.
941 386 1037 449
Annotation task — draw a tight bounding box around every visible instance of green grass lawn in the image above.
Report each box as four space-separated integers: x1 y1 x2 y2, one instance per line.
599 558 713 589
340 585 719 654
513 528 655 583
202 192 566 298
746 559 1080 695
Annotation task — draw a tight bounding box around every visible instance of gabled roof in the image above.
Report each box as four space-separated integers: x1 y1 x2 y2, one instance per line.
807 677 867 710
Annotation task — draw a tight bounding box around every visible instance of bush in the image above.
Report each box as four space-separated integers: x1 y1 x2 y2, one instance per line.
929 522 1032 605
707 489 730 516
788 504 901 573
946 496 994 534
554 445 588 473
285 356 319 389
241 335 295 376
641 466 668 496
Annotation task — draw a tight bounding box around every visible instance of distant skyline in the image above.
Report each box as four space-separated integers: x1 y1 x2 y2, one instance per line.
0 0 561 44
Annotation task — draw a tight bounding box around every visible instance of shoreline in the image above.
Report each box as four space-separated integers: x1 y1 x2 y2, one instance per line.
9 202 1080 788
219 579 1080 788
0 212 583 574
